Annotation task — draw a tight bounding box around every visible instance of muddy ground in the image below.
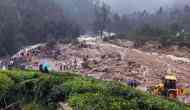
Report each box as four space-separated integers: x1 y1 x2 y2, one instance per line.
14 39 190 88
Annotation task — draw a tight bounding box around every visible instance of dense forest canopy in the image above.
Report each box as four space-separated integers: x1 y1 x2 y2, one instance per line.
0 0 83 56
109 6 190 34
54 0 96 30
1 0 190 57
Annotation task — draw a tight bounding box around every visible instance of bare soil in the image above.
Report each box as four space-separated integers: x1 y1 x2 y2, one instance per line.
17 39 190 88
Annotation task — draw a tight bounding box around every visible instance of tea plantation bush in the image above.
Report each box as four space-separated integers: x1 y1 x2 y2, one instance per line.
22 101 56 110
0 69 189 110
69 93 139 110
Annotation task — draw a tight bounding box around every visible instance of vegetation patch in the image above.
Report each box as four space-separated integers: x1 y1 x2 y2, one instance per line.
0 69 189 110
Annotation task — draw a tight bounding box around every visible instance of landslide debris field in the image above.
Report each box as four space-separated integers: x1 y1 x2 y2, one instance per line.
13 38 190 87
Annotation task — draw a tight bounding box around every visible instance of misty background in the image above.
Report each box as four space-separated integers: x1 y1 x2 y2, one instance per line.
1 0 190 57
102 0 190 14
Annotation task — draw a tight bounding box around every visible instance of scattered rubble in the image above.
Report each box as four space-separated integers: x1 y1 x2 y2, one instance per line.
6 39 190 89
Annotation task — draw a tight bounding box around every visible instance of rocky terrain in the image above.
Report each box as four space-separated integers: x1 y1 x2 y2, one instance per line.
9 37 190 89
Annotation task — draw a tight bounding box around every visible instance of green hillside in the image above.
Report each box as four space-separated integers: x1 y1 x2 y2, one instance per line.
0 69 189 110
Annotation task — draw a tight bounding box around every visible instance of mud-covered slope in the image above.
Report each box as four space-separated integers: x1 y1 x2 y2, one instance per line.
12 40 190 88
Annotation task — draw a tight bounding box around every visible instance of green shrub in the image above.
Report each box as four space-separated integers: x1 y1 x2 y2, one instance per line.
22 101 56 110
13 79 38 102
138 95 190 110
33 75 65 104
0 69 190 110
0 73 14 106
0 73 14 95
0 70 39 82
62 78 104 96
69 93 139 110
102 81 142 100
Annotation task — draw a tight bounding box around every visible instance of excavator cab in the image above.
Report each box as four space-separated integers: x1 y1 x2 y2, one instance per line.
163 75 177 98
150 73 184 98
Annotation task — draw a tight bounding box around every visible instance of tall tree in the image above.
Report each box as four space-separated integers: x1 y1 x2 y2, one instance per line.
93 2 111 38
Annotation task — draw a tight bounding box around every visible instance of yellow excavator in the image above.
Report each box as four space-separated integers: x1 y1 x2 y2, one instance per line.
150 74 183 98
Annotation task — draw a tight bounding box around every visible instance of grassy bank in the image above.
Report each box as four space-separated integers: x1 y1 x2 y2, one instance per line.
0 69 189 110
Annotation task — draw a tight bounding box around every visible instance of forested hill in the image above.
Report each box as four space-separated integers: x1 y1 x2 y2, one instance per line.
0 0 87 56
1 0 190 57
54 0 95 30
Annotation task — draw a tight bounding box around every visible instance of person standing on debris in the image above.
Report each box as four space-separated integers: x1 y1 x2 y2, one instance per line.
82 55 89 68
39 59 52 73
39 63 51 73
56 63 63 71
127 80 140 88
74 58 77 70
8 60 14 69
63 62 66 71
60 63 63 71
